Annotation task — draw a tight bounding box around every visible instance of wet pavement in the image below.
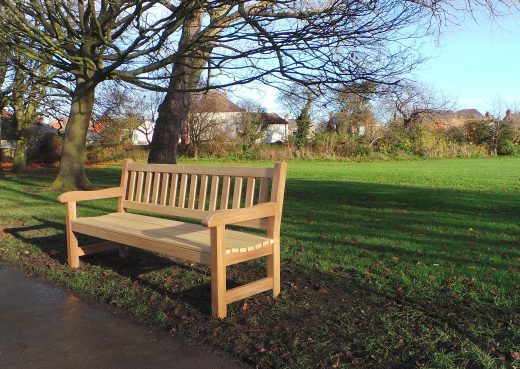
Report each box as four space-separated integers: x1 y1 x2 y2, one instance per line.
0 262 246 369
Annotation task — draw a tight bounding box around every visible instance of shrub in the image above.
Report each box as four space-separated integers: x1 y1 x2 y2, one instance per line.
498 139 518 156
313 133 359 158
445 126 467 144
86 143 148 163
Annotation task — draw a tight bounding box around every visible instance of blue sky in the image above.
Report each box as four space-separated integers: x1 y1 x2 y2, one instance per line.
232 10 520 119
414 11 520 115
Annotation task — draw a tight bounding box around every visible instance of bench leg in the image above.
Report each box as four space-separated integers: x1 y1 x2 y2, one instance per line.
65 202 80 268
66 231 80 268
211 226 227 319
267 240 281 298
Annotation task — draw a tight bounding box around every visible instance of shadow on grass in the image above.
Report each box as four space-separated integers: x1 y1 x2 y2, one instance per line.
2 174 519 367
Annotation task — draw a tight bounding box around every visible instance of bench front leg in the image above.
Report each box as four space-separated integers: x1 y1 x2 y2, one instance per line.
65 201 80 268
210 225 227 319
267 216 281 297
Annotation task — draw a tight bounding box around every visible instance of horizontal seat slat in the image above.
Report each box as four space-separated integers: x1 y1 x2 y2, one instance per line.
72 221 211 264
71 213 273 259
127 163 274 178
111 212 270 244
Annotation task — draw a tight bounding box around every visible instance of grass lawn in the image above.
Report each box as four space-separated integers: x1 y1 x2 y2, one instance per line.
0 157 519 368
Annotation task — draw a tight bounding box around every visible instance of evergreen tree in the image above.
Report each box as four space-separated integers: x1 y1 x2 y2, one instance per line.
295 98 312 149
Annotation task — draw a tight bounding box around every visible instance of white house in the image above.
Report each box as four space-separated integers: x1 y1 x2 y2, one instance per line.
131 92 292 146
261 113 289 143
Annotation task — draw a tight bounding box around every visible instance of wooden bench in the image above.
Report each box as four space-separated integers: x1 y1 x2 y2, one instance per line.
58 160 287 318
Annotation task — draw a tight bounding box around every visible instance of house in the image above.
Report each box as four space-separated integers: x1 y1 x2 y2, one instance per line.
186 92 243 142
262 113 289 143
285 115 317 140
326 112 380 137
131 92 295 146
132 92 243 146
411 108 484 130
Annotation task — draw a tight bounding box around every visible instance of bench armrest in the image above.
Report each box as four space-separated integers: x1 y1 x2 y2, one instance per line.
58 187 123 203
201 202 277 227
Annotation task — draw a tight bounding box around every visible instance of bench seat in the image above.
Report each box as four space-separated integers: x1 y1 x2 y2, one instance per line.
72 212 274 265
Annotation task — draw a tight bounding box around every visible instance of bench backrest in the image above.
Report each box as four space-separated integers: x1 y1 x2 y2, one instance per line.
119 160 287 230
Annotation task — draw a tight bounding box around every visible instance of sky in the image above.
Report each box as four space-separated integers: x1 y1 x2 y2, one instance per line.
230 10 520 120
415 11 520 115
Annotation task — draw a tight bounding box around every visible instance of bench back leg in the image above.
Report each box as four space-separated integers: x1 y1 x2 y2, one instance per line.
65 202 80 268
267 240 281 297
211 225 227 319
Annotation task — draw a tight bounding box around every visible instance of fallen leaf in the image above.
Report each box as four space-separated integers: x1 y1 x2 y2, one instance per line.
508 266 519 273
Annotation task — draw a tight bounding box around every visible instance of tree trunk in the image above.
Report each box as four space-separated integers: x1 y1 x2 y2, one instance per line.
148 85 190 164
12 138 27 172
148 10 204 164
49 83 95 191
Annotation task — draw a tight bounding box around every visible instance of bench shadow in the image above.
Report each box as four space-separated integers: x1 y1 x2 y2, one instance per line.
2 177 519 365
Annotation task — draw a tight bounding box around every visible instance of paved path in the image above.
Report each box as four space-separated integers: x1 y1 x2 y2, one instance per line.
0 263 246 369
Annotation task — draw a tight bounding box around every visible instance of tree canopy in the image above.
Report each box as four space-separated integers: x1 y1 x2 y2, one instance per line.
0 0 516 188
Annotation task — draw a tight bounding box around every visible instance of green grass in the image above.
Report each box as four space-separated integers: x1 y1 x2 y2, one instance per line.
1 157 519 369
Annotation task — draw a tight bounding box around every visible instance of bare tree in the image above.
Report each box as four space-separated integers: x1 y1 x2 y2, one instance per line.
147 0 437 163
0 50 49 171
382 82 454 130
148 0 518 163
184 112 221 157
486 97 515 155
0 0 187 189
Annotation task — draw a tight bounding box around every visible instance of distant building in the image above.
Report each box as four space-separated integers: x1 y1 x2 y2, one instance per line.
261 113 289 143
412 108 485 130
285 115 316 140
131 92 296 146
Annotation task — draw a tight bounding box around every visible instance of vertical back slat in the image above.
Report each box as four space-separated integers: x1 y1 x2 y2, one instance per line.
258 177 269 203
136 171 145 202
188 174 198 209
143 172 153 203
152 172 161 205
160 173 170 205
169 174 178 206
179 173 188 208
209 176 219 211
232 177 243 209
220 176 231 210
117 159 132 212
245 177 255 207
128 171 137 201
198 175 209 211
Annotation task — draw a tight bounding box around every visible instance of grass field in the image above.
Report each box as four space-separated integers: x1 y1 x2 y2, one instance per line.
0 157 519 368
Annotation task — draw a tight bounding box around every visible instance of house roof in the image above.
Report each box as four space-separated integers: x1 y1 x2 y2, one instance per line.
455 109 483 117
191 92 243 113
261 112 288 125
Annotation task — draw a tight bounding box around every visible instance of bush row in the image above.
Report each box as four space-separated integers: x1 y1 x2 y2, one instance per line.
28 120 520 165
